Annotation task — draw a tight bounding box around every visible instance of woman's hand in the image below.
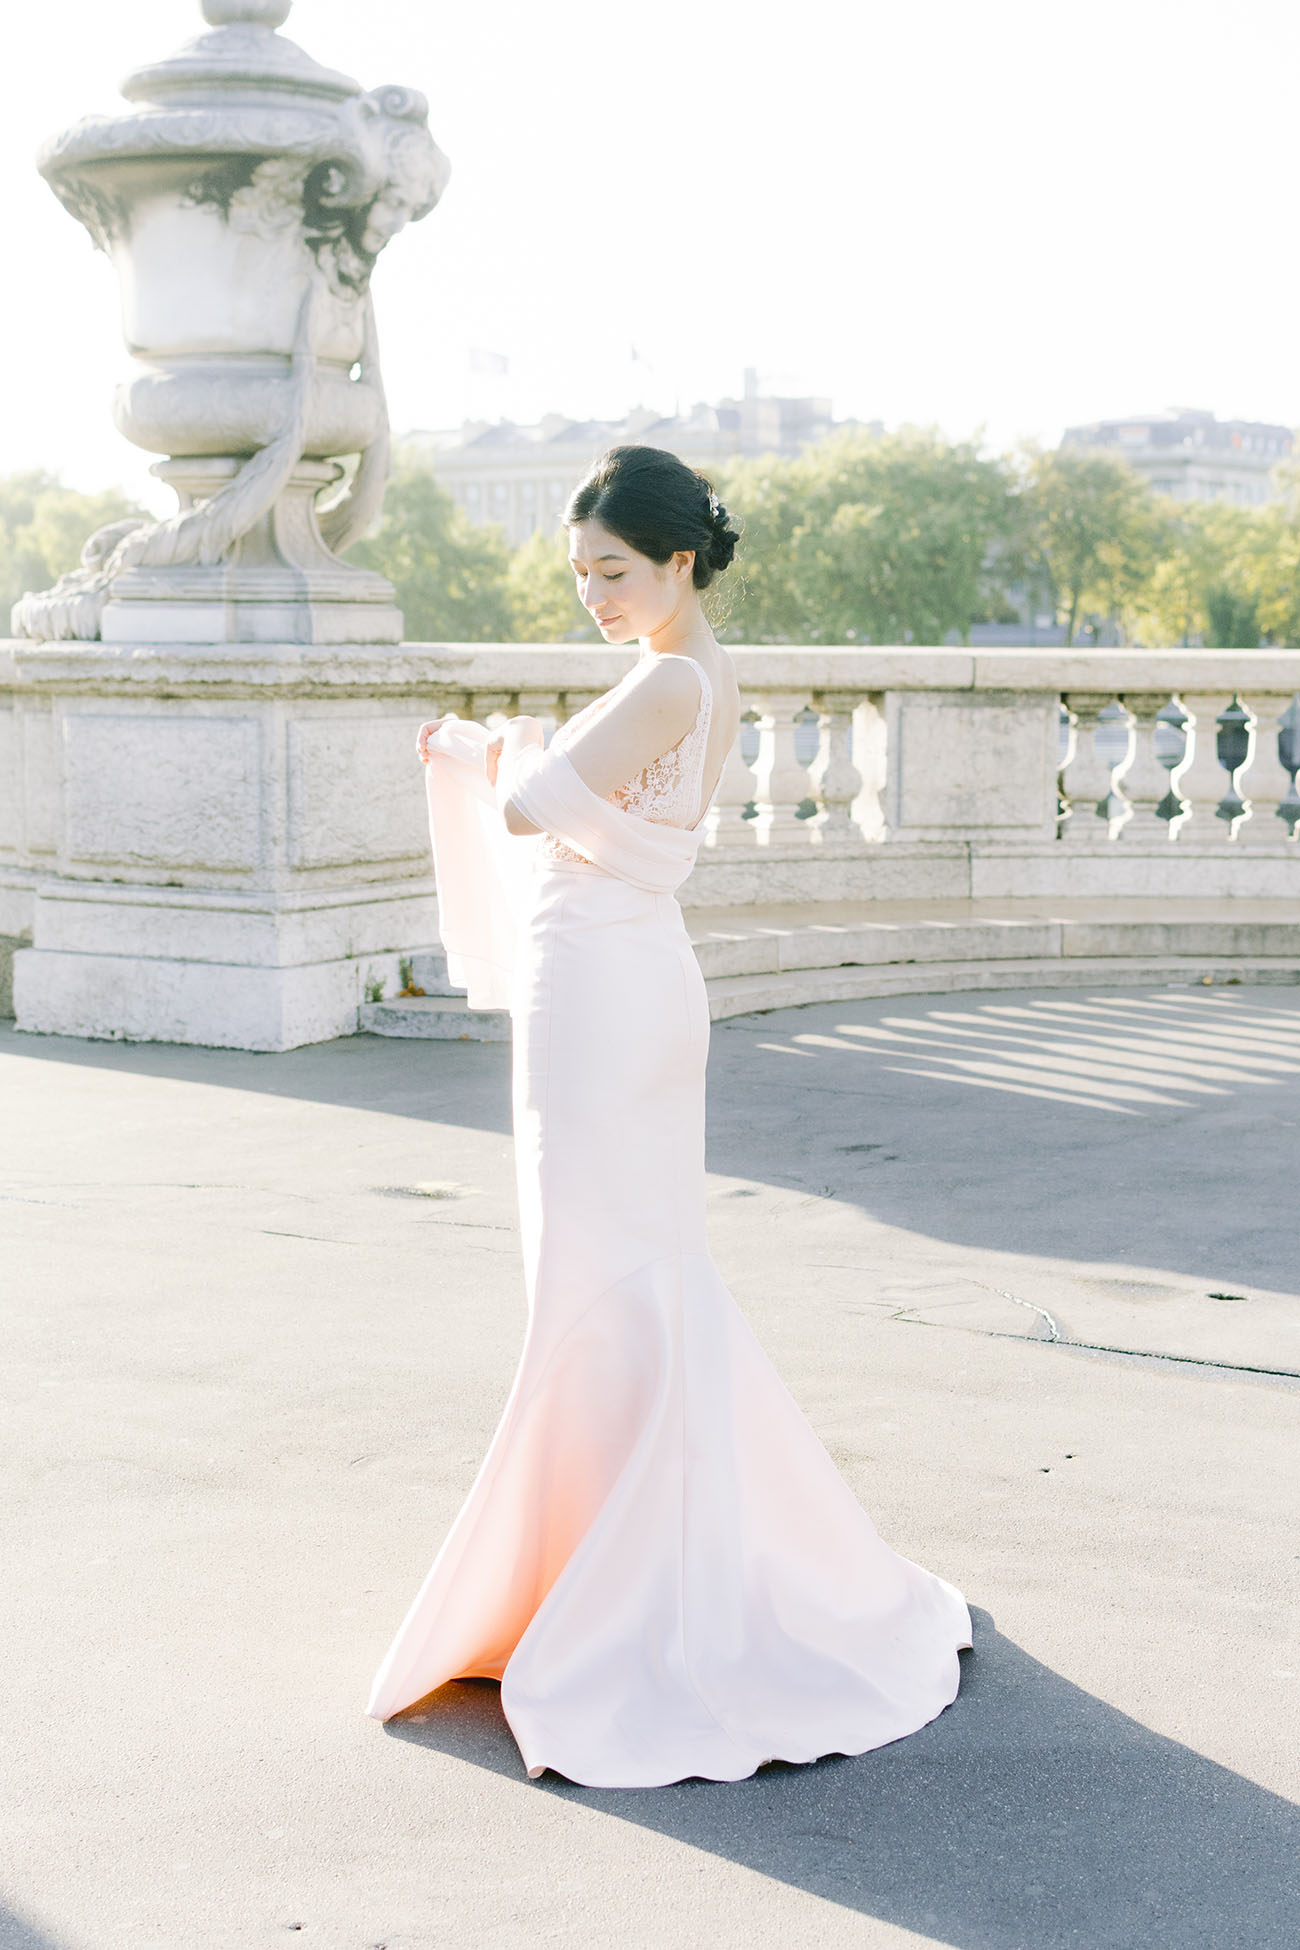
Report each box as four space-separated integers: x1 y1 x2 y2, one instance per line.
489 715 544 785
416 719 445 764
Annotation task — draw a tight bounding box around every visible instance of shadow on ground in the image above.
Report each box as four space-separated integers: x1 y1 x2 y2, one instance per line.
7 985 1300 1300
0 1904 66 1950
384 1608 1299 1950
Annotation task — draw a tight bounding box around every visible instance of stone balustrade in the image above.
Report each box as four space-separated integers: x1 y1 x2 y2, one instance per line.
2 639 1299 1046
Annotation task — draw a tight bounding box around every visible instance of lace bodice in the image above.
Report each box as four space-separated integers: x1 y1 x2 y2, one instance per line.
538 656 715 866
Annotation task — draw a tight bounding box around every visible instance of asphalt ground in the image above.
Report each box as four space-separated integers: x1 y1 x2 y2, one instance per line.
2 982 1298 1949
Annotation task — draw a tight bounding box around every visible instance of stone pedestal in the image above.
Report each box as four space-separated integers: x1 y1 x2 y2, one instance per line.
0 1 453 1048
99 461 403 646
3 640 441 1050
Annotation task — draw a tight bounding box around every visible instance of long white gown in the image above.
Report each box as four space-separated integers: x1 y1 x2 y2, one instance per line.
366 656 972 1787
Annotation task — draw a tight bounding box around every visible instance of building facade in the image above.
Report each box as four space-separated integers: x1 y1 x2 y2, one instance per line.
409 370 862 547
1060 408 1292 507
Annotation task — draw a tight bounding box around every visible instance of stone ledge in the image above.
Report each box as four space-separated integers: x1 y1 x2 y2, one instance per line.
8 640 1300 699
360 994 510 1040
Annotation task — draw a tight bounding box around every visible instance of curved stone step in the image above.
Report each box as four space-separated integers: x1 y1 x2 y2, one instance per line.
359 902 1300 1039
703 955 1300 1021
361 994 510 1039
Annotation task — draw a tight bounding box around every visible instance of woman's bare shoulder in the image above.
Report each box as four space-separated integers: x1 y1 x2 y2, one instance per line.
618 655 706 733
624 654 705 701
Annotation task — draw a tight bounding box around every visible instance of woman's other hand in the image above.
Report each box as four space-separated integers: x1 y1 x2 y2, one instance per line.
416 719 445 764
494 716 544 779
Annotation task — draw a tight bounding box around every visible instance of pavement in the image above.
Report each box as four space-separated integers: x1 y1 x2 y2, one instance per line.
1 982 1298 1950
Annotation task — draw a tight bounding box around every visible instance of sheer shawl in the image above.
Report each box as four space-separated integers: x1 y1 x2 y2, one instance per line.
422 719 704 1011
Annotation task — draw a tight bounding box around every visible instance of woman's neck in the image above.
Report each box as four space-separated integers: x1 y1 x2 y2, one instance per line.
640 603 715 660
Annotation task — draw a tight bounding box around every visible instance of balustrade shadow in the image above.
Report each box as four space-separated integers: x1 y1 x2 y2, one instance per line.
383 1609 1299 1949
5 983 1300 1297
705 986 1300 1303
0 1903 66 1950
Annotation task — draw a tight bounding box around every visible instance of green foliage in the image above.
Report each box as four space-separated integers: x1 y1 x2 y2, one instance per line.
1133 500 1250 645
0 471 145 623
505 527 597 642
1016 449 1164 645
711 448 809 640
12 441 1300 651
1204 584 1261 648
350 450 513 641
1235 471 1300 646
718 429 1015 644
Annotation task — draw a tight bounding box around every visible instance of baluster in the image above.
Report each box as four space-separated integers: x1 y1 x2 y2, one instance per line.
1215 693 1256 838
1231 692 1293 844
1277 694 1300 839
1093 698 1137 838
706 702 760 849
752 690 815 845
1060 695 1121 844
1152 695 1195 840
850 697 887 841
1174 691 1229 830
1056 700 1077 835
469 689 513 730
1118 693 1174 826
808 693 865 846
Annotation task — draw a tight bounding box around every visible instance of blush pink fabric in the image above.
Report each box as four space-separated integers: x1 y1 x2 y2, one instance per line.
366 689 972 1787
417 716 538 1011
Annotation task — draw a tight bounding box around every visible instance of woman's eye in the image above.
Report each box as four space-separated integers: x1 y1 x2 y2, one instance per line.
605 572 624 582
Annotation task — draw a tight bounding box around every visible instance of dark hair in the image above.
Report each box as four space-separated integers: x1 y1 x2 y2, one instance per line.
564 444 740 588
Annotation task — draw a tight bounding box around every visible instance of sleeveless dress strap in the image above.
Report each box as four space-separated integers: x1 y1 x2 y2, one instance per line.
676 656 715 827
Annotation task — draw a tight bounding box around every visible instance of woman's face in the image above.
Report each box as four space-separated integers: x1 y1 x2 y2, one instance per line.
567 518 692 642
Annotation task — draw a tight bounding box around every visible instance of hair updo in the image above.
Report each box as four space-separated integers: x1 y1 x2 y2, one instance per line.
564 444 740 589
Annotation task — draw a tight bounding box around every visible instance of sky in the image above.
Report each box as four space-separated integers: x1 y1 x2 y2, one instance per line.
4 0 1300 513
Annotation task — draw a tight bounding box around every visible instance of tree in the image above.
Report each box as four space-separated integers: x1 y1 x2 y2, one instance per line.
718 429 1015 643
1018 449 1163 645
505 527 597 642
1230 467 1300 647
711 448 809 641
0 471 145 624
1135 499 1262 646
349 450 513 641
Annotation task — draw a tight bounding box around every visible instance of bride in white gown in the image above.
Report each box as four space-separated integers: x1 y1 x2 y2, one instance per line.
366 444 971 1787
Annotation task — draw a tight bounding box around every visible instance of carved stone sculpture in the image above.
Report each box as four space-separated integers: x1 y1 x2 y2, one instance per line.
13 0 449 644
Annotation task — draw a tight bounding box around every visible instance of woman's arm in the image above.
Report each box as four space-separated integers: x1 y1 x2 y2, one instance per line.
496 659 701 836
557 657 702 800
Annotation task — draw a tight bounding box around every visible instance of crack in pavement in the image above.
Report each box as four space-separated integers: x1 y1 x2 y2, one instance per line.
892 1312 1300 1381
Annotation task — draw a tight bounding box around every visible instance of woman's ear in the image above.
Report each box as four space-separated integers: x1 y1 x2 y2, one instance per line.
674 549 695 582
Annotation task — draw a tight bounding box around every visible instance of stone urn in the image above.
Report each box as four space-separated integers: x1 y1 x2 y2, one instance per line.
14 0 450 645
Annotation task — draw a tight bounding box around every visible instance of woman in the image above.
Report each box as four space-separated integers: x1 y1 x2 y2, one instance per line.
366 445 971 1787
